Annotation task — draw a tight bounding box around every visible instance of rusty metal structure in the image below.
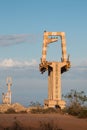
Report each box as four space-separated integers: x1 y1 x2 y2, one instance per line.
39 31 70 109
2 77 12 104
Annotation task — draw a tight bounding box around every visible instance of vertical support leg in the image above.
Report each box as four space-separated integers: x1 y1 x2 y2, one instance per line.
48 66 53 100
44 62 66 109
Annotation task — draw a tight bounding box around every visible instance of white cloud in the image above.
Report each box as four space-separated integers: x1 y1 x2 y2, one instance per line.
62 60 87 81
0 58 37 68
72 60 87 71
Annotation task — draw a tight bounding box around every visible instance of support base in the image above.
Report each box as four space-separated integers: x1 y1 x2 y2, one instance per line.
44 99 66 109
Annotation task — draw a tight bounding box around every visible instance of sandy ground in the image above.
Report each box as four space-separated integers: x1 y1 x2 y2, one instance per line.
0 113 87 130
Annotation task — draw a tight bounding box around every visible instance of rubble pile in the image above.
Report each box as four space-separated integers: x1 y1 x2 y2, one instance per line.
0 103 27 113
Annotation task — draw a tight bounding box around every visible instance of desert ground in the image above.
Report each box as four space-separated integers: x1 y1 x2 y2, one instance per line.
0 113 87 130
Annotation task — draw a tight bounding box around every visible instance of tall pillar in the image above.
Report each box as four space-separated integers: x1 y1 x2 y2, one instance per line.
44 62 66 109
48 62 61 100
53 63 61 100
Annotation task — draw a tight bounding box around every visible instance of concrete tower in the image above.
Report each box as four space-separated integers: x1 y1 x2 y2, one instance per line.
39 31 71 109
2 77 12 104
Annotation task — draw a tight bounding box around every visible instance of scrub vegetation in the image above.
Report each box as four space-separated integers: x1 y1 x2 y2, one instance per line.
63 89 87 118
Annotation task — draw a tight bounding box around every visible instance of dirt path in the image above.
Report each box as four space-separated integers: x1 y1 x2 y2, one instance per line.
0 113 87 130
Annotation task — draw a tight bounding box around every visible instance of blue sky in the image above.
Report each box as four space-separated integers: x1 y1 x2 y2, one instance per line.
0 0 87 106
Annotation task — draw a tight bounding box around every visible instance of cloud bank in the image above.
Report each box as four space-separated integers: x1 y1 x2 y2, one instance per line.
0 58 37 68
0 34 40 46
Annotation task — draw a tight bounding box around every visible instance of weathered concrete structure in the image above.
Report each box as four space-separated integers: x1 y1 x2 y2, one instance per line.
2 77 12 104
39 31 70 109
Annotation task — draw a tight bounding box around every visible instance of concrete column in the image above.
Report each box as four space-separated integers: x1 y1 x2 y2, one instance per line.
52 62 61 100
48 62 61 101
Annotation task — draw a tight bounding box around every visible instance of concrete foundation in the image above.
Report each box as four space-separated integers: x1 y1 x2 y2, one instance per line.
44 99 66 109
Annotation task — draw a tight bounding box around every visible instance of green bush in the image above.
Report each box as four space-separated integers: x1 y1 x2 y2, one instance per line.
40 121 63 130
78 109 87 118
63 104 87 118
18 110 27 114
5 108 16 114
43 108 61 114
63 90 87 118
30 107 43 113
30 107 61 114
